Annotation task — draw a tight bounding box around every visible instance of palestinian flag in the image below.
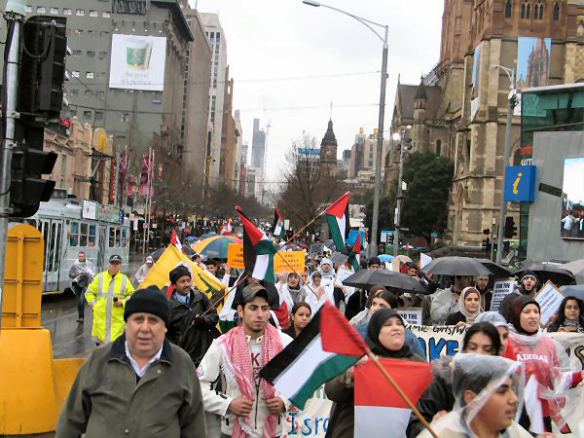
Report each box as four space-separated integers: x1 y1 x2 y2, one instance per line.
348 233 362 271
171 228 183 251
236 205 277 283
354 359 433 438
271 208 286 239
325 192 350 251
220 220 233 235
260 301 367 409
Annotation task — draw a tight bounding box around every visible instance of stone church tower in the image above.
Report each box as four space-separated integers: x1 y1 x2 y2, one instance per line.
319 119 338 177
388 0 584 247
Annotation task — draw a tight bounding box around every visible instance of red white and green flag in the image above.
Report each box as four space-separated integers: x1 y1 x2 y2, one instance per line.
271 207 286 239
260 301 367 408
348 233 362 272
354 359 433 437
236 205 277 283
325 192 350 251
171 228 183 252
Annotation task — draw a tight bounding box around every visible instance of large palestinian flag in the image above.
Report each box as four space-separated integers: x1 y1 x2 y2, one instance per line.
348 233 362 272
325 192 350 251
260 301 366 408
271 207 286 239
236 205 277 283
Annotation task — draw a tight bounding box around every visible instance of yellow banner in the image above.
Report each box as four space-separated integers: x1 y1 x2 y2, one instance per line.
227 244 305 274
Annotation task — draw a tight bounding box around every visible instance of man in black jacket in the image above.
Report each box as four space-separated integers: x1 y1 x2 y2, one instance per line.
167 265 220 366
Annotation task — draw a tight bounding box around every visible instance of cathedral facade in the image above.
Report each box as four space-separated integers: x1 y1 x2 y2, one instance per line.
387 0 584 247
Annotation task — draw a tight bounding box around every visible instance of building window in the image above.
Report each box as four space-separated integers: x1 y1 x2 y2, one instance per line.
63 8 71 15
152 92 162 104
95 111 104 122
87 50 95 58
553 1 560 21
70 88 79 97
75 9 85 16
72 49 82 56
505 0 512 18
86 72 94 79
100 31 110 37
36 6 46 13
98 51 108 60
83 110 92 120
70 105 77 115
96 91 105 99
50 7 59 14
87 30 94 37
520 1 530 19
102 11 110 18
89 10 98 17
71 70 80 78
436 139 442 155
84 89 93 98
25 5 32 12
535 0 544 19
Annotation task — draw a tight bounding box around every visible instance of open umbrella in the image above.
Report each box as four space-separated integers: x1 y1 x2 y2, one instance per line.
515 262 576 286
342 269 430 295
422 256 491 277
476 259 513 279
560 285 584 302
192 235 242 260
562 259 584 284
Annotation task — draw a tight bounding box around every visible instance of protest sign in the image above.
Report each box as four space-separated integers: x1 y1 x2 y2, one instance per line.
227 244 306 274
406 324 467 361
490 280 515 312
398 308 423 325
284 386 332 437
536 280 565 326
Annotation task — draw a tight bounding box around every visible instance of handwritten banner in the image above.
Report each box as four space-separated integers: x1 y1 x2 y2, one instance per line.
227 244 306 274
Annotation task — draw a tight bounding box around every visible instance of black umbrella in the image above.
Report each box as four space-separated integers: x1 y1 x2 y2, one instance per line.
477 259 513 279
422 256 491 277
560 285 584 302
342 269 430 295
515 262 576 286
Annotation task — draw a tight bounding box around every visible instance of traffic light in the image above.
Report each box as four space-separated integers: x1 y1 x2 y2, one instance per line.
9 15 66 217
18 16 67 119
504 217 517 239
482 237 491 252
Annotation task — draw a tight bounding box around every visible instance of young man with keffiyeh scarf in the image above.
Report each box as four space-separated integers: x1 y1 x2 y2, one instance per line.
198 283 293 438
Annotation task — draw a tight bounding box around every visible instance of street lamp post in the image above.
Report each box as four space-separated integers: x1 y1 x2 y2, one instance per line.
303 0 388 256
391 129 411 257
492 64 517 264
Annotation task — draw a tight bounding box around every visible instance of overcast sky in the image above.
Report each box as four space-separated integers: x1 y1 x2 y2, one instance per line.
192 0 444 187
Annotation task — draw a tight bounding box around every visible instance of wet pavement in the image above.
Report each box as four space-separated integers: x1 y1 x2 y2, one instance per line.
41 254 145 359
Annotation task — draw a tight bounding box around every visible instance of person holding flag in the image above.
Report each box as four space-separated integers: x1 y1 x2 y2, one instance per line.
197 284 292 438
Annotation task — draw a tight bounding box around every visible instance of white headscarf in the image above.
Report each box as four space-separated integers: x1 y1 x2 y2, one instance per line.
458 287 483 324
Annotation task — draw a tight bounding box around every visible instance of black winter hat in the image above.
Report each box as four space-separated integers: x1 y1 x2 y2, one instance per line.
169 265 191 284
124 286 170 325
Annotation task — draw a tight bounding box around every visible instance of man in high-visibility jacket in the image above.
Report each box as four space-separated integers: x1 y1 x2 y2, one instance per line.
86 254 135 344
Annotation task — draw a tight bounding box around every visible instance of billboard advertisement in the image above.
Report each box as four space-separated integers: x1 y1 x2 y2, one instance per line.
516 37 551 89
561 157 584 239
109 34 166 91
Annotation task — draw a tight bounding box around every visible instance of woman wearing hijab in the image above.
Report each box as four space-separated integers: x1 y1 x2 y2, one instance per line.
325 309 423 438
507 295 584 434
476 311 515 359
305 271 328 311
547 296 584 333
446 287 483 327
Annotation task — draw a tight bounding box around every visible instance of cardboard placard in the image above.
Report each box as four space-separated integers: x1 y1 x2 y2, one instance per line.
227 244 306 274
419 253 432 269
397 308 423 325
535 280 565 326
490 280 515 312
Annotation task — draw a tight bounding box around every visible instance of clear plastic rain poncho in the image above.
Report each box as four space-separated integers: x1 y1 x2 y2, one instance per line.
417 354 527 438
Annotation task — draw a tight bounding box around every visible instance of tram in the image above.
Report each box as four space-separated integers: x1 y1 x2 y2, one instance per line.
22 190 131 294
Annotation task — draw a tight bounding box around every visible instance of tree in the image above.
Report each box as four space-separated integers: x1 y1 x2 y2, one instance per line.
365 152 453 247
277 145 346 232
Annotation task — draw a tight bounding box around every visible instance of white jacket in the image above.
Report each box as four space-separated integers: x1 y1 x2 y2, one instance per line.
430 287 459 324
197 330 293 437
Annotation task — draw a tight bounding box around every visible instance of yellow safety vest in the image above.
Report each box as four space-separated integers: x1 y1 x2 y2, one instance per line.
86 271 135 343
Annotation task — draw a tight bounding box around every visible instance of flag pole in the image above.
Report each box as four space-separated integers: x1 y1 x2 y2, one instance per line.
199 272 249 317
366 351 438 438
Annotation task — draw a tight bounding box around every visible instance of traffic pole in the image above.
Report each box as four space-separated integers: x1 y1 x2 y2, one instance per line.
0 0 25 331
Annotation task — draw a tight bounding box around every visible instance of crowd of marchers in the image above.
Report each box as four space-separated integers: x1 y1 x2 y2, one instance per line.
56 249 584 438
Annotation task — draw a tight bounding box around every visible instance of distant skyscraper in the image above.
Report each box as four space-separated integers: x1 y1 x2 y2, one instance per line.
241 143 249 166
251 118 266 172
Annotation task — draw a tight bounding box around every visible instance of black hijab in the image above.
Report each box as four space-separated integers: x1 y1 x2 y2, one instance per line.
366 308 412 358
509 295 540 335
